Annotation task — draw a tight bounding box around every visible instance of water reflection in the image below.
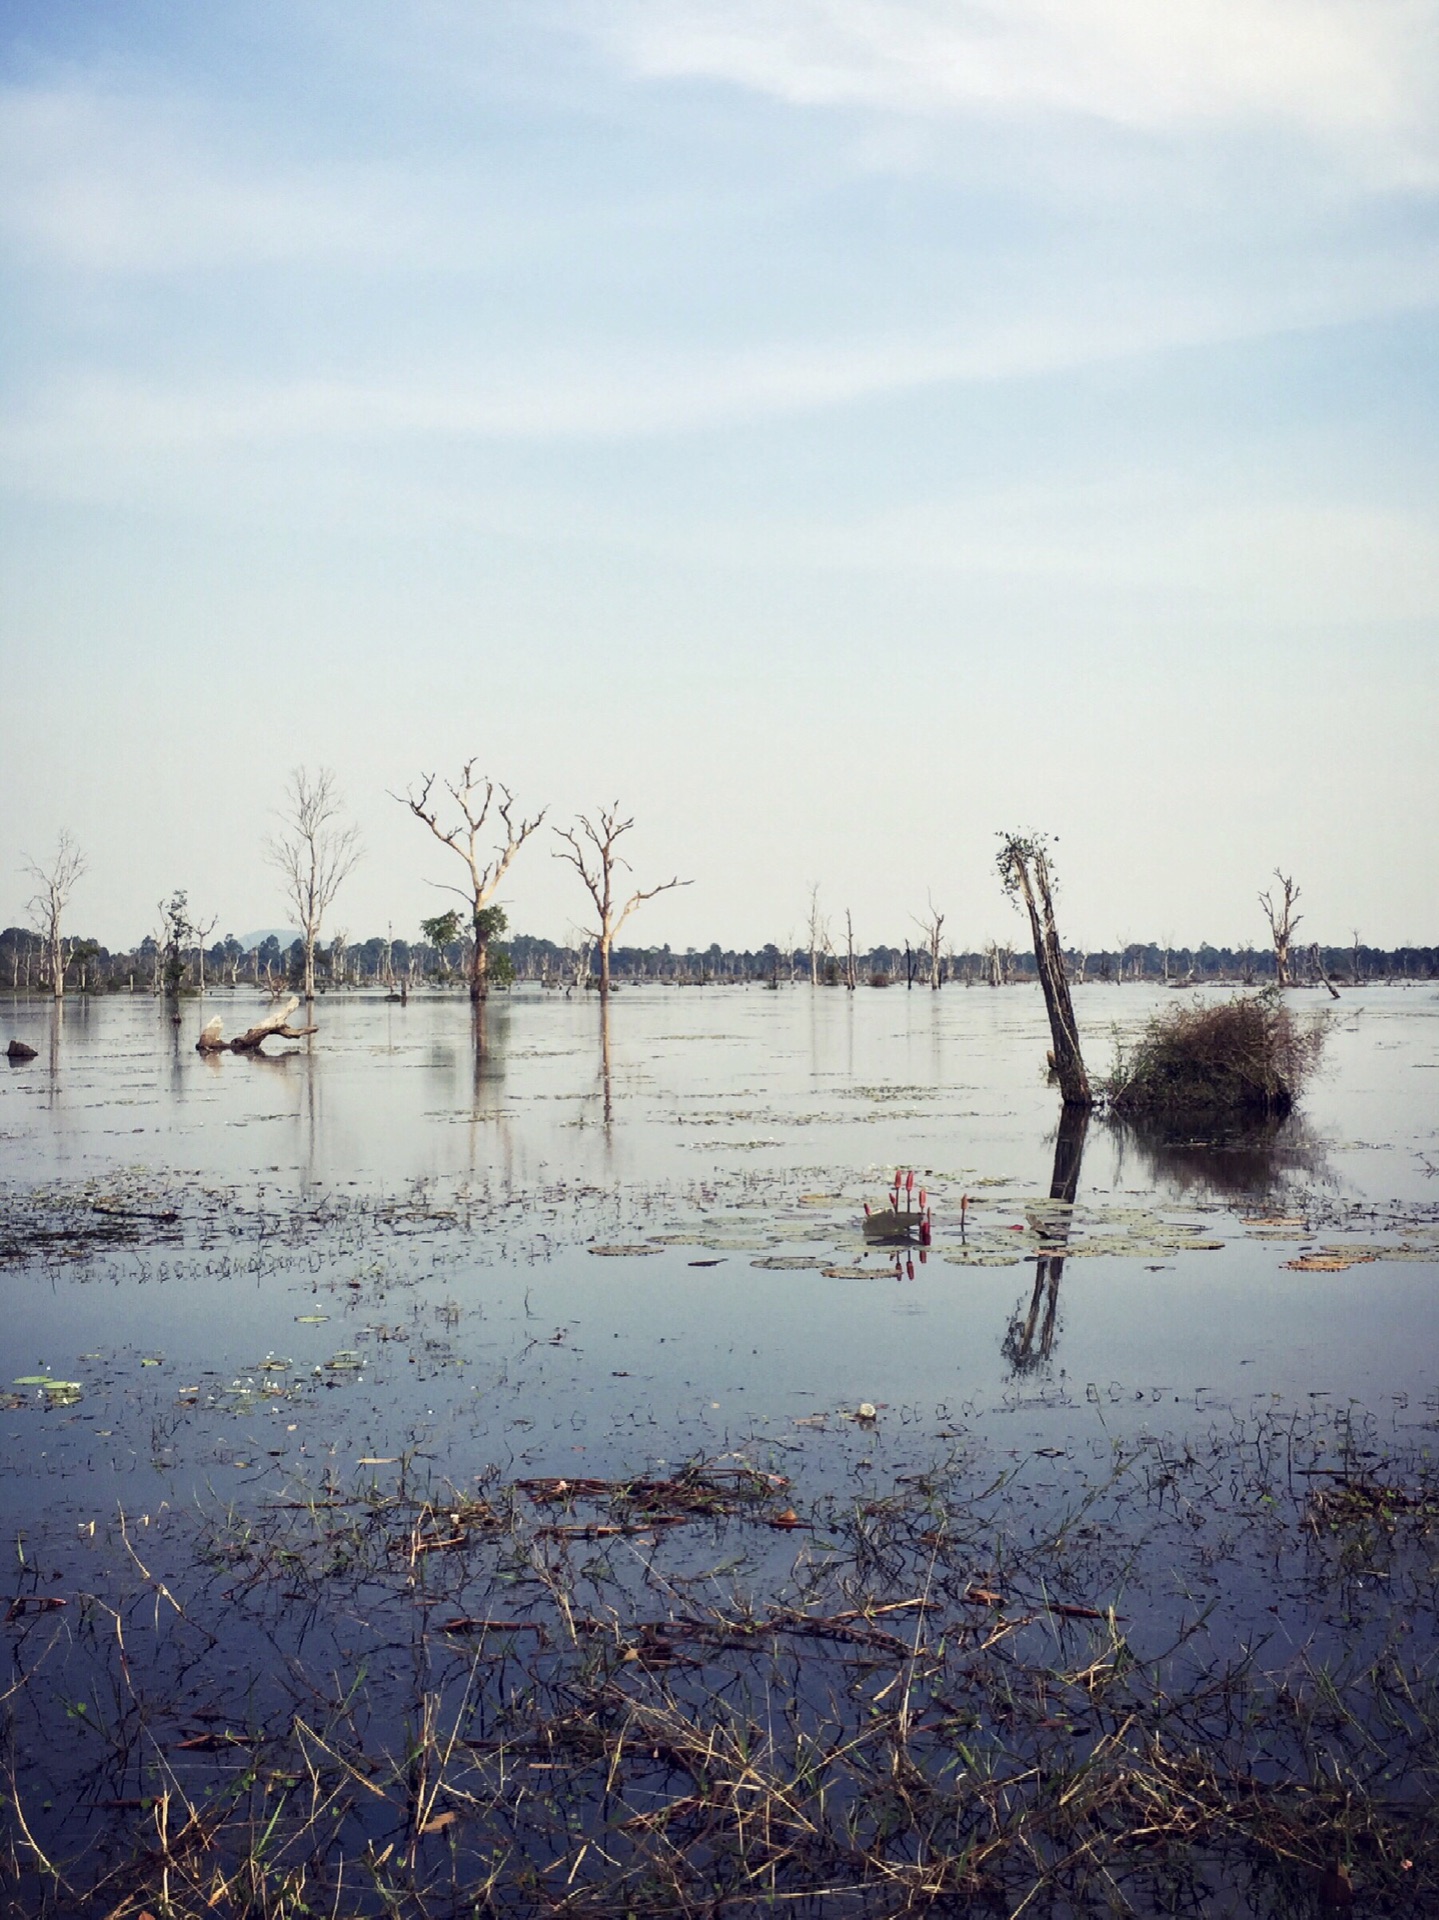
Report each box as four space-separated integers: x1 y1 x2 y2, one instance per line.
1109 1115 1333 1202
1004 1104 1088 1376
599 997 613 1131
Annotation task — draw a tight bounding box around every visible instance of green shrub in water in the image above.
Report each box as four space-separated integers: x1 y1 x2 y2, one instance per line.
1105 992 1326 1123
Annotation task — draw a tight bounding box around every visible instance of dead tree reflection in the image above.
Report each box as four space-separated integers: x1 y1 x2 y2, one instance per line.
1004 1105 1089 1375
599 997 613 1132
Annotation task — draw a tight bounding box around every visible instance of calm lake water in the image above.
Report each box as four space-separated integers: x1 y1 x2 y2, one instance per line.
4 982 1438 1916
2 981 1436 1510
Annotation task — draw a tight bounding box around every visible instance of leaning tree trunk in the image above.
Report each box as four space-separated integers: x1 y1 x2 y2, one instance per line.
1013 857 1091 1110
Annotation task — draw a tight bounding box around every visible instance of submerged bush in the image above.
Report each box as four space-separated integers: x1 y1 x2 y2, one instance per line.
1105 992 1326 1123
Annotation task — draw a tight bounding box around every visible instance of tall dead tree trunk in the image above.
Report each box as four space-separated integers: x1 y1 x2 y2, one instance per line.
193 913 217 995
807 886 827 989
998 832 1091 1110
915 899 945 989
1259 871 1302 989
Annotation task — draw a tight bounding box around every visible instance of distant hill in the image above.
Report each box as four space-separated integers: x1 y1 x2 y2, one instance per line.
237 929 302 949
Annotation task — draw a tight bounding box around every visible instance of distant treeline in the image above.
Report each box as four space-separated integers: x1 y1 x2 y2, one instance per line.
2 925 1435 995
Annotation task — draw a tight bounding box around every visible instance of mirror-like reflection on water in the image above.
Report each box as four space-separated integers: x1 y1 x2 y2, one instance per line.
0 980 1433 1466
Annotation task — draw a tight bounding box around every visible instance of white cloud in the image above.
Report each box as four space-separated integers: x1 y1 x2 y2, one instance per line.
601 0 1439 177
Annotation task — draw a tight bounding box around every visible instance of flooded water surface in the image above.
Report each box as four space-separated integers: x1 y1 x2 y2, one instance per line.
3 983 1436 1456
2 983 1436 1915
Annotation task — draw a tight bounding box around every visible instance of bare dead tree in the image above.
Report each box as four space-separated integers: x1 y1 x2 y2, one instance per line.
998 831 1091 1109
844 909 857 991
553 806 691 996
397 761 545 1002
266 767 361 1004
806 885 829 988
914 897 946 989
1351 928 1362 986
192 912 218 995
23 831 86 1001
1259 870 1302 988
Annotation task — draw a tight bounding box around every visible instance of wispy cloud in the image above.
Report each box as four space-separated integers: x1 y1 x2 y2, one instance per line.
600 0 1439 179
4 244 1433 494
0 82 500 273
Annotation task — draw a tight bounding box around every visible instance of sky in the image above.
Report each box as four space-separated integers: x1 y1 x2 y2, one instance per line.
2 0 1436 956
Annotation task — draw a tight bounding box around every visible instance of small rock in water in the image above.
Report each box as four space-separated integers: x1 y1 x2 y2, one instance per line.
6 1040 38 1061
856 1402 877 1422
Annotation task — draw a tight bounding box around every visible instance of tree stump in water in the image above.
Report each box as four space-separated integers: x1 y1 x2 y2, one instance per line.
196 997 317 1054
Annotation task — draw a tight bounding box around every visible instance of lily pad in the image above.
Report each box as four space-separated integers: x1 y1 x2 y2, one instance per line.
1285 1253 1372 1272
14 1375 84 1404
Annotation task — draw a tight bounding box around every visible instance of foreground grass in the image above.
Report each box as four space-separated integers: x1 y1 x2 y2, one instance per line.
4 1404 1437 1918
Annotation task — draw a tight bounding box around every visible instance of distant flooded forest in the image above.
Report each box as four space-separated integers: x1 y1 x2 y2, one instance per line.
3 923 1435 997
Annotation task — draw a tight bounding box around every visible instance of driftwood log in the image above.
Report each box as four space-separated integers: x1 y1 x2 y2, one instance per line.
196 997 317 1054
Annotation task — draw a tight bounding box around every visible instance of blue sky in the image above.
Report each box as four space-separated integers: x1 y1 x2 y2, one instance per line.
2 0 1436 953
